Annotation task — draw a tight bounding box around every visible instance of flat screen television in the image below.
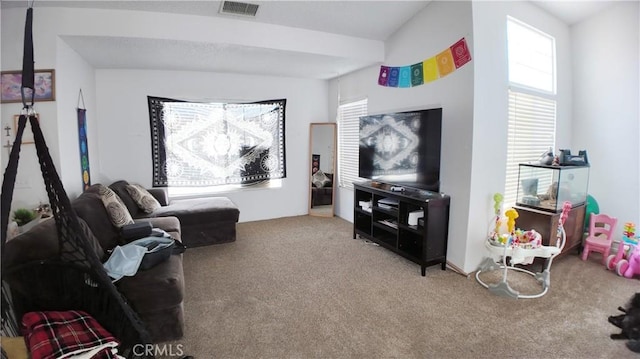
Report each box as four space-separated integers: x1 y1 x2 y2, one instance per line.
358 107 442 192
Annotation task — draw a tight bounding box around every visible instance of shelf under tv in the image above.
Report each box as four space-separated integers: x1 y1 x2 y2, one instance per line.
352 181 451 276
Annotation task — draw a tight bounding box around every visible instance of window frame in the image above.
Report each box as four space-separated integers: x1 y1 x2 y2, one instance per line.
337 97 367 189
507 16 557 96
147 96 287 195
504 17 557 208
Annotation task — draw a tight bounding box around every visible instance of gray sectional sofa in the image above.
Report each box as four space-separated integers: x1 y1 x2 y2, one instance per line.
109 180 240 248
4 187 185 342
4 181 240 343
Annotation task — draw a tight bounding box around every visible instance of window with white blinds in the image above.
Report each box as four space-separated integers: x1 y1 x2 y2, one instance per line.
504 90 556 206
504 17 557 207
337 98 367 189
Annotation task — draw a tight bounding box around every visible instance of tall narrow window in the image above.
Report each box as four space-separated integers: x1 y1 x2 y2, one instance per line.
507 18 556 94
504 17 557 206
337 98 367 189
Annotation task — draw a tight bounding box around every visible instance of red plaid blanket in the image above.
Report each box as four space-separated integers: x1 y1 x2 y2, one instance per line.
22 310 121 359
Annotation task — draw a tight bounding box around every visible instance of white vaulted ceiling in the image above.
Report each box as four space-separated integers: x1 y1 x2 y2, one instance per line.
0 0 617 79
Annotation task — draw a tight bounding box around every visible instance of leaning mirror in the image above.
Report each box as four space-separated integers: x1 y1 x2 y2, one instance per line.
309 123 337 217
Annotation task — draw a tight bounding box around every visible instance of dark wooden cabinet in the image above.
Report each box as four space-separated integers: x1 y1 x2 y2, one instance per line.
514 203 586 257
353 182 450 276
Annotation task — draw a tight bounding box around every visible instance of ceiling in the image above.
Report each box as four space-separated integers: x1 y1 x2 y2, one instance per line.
2 1 433 41
0 1 617 79
530 0 618 25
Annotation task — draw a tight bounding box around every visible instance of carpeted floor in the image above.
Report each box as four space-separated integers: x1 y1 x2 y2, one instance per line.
167 215 639 358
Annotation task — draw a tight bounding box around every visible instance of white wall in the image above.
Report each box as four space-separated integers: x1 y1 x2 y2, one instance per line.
572 1 640 226
330 1 475 272
470 2 572 273
95 69 328 222
1 6 330 222
331 0 576 273
1 8 61 211
55 39 98 199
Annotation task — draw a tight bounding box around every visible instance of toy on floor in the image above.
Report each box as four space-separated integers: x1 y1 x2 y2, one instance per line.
618 244 640 279
623 222 636 239
486 195 542 250
582 213 619 264
607 233 639 275
475 195 571 299
607 222 640 278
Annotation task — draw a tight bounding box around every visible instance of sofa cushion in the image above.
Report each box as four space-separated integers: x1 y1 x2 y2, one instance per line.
146 188 169 206
72 190 122 250
95 184 134 228
126 184 161 214
150 197 240 225
134 217 181 240
3 219 58 268
3 217 105 269
116 253 184 312
109 180 143 218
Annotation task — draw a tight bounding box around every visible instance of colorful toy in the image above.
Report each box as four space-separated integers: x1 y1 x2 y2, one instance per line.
512 229 542 249
560 201 571 225
505 207 519 234
476 198 571 299
487 199 542 249
488 193 509 246
607 239 631 272
606 222 639 274
493 193 503 234
623 222 636 240
617 244 640 279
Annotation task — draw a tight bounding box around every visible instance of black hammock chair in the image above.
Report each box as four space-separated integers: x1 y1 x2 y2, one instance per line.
1 6 153 358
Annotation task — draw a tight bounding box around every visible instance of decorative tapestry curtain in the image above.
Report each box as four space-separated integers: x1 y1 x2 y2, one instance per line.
148 96 287 187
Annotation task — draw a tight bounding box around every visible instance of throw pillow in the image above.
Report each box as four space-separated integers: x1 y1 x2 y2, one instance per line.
312 170 331 188
96 184 134 228
125 184 161 214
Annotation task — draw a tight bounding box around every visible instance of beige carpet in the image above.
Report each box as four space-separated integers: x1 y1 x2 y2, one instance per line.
168 216 639 358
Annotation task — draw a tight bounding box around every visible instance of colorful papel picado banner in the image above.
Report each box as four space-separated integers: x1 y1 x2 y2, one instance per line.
378 37 472 88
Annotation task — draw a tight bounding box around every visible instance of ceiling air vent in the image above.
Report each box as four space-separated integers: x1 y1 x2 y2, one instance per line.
220 1 260 17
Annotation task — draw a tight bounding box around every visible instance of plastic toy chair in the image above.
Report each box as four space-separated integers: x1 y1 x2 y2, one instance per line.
581 213 618 264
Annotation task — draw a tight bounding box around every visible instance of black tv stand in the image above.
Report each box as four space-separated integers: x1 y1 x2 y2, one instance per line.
353 181 451 276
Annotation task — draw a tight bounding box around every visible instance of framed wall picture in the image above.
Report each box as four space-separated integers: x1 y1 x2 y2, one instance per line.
1 69 56 103
13 114 40 144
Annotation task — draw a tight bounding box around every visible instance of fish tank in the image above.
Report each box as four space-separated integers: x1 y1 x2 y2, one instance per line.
516 164 590 213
